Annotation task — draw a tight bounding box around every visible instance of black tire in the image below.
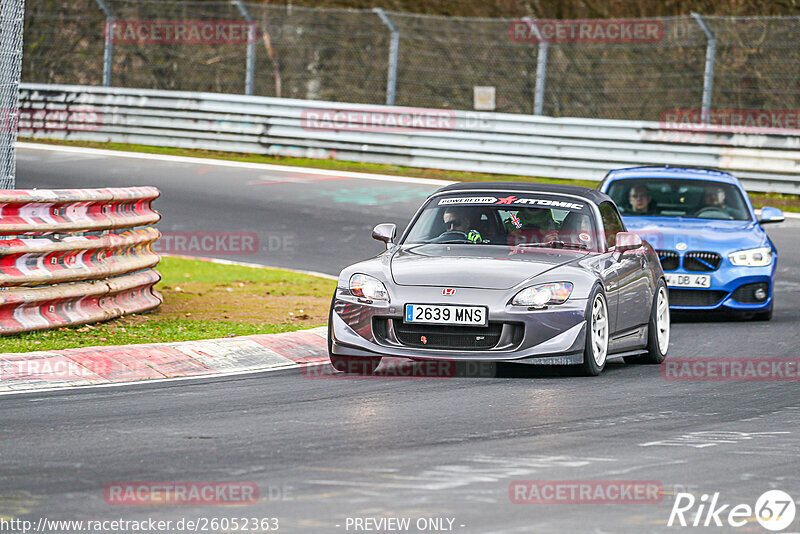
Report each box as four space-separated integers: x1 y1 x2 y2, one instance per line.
327 292 382 374
579 286 609 376
752 303 773 321
625 279 669 364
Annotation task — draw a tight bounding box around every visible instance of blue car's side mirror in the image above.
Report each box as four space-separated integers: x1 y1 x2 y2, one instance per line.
760 206 785 224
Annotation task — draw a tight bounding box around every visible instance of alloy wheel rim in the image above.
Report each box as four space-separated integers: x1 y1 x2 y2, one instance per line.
591 295 608 366
656 286 670 354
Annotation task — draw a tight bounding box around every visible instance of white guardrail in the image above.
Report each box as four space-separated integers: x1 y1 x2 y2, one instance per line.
17 83 800 194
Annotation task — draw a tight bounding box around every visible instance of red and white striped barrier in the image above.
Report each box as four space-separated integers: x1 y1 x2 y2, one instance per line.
0 186 160 234
0 188 162 335
0 270 162 334
0 227 160 286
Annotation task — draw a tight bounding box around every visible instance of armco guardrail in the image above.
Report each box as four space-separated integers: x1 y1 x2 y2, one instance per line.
0 187 162 335
17 83 800 194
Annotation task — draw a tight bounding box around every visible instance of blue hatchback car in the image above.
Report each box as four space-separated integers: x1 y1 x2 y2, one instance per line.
599 167 784 320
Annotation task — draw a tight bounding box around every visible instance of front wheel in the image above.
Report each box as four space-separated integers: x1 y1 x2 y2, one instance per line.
579 288 609 376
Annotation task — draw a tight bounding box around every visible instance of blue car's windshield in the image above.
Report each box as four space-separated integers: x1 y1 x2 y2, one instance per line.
606 178 751 221
402 193 600 251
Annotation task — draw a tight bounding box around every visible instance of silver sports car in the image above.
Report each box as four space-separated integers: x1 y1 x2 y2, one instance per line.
328 182 670 376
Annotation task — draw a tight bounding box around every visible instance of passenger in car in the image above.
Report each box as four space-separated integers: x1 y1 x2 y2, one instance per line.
505 208 558 246
558 211 595 247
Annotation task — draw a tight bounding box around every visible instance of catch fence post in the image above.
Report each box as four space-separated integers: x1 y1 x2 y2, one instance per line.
373 8 399 106
692 13 716 124
93 0 114 87
523 17 548 116
232 0 256 96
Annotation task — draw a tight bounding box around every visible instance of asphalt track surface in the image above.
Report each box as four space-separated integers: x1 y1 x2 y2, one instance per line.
4 145 800 533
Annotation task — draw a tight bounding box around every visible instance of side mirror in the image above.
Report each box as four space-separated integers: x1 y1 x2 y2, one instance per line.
372 223 396 248
614 231 643 254
759 206 785 224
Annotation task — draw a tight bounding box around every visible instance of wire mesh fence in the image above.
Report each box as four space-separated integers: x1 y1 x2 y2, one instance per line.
19 1 800 123
1 0 25 189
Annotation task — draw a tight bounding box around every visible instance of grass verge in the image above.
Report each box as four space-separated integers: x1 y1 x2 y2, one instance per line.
0 256 336 353
21 138 800 212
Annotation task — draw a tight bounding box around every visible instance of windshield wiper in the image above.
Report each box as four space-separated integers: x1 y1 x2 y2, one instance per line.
516 241 588 250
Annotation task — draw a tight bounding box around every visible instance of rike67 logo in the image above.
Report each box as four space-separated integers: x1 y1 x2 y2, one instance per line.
669 490 796 531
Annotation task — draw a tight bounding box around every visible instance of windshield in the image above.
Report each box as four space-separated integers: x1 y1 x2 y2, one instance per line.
402 193 600 251
606 178 751 221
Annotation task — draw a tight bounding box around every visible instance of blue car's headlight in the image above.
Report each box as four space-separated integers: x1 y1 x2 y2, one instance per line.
512 282 574 308
349 273 390 301
728 247 773 267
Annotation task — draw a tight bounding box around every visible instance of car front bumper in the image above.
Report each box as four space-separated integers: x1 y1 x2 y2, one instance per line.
666 264 774 312
330 286 589 365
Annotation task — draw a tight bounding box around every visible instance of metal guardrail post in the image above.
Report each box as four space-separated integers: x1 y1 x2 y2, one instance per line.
233 0 256 96
373 8 399 106
93 0 114 87
692 13 716 125
523 17 548 116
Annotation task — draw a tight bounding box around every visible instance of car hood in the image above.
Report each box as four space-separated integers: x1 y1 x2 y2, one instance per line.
621 216 768 253
390 244 583 289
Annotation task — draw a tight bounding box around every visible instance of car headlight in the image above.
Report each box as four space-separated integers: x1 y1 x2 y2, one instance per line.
512 282 574 308
728 247 773 267
349 273 390 301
